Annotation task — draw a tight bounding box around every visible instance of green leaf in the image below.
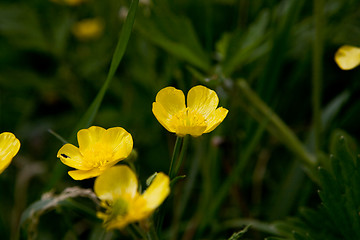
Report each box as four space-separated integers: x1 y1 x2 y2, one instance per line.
135 4 210 71
220 10 270 75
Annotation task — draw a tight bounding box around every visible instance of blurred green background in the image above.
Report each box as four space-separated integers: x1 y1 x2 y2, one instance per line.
1 0 360 239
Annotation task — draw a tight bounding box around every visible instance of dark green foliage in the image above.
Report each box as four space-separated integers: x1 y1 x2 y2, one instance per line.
273 133 360 240
2 0 360 239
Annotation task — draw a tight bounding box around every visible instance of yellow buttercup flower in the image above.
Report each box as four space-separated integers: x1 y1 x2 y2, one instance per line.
335 45 360 70
94 165 170 230
57 126 133 180
0 132 20 174
152 85 228 137
72 19 104 41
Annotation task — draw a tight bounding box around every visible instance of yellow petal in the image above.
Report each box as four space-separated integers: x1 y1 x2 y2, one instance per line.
94 165 138 202
103 215 132 230
0 132 20 174
155 87 186 117
68 168 103 180
77 126 106 155
335 45 360 70
204 107 229 133
139 172 170 211
187 85 219 119
152 102 176 133
101 127 133 161
175 124 207 137
57 144 91 170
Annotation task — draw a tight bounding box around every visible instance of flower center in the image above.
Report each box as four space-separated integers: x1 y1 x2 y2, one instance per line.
111 198 129 216
168 107 207 137
171 107 206 127
100 197 129 226
82 143 113 168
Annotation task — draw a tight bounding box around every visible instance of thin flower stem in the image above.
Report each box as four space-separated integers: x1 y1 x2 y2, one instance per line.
128 224 148 240
173 135 189 177
169 136 183 179
148 219 160 240
127 224 140 239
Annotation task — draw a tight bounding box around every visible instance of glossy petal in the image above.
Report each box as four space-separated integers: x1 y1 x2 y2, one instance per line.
77 126 106 155
153 85 228 137
204 107 229 133
335 45 360 70
57 144 90 170
68 168 103 180
175 124 207 137
0 132 20 174
139 172 170 211
94 165 138 202
101 127 133 161
187 85 219 119
152 102 176 133
155 87 186 116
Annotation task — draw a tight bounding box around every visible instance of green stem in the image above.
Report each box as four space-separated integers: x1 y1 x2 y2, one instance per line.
312 0 324 155
173 135 189 178
148 219 160 240
169 137 183 179
127 224 141 239
128 224 148 240
237 80 317 167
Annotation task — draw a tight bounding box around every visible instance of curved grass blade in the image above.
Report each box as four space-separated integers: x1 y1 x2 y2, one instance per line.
46 0 139 190
72 0 139 138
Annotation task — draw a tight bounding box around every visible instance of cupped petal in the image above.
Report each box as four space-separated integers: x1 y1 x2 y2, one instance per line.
0 132 20 174
152 102 176 133
68 168 103 180
175 125 207 137
204 107 229 133
101 127 133 161
335 45 360 70
187 85 219 119
77 126 106 154
94 165 138 202
57 144 91 170
103 214 133 230
139 172 170 211
154 87 186 116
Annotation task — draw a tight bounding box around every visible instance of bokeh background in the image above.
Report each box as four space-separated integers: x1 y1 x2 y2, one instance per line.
1 0 360 239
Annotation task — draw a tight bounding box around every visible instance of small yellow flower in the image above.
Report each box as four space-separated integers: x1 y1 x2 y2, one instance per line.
152 85 228 137
0 132 20 174
57 126 133 180
72 18 104 41
335 45 360 70
94 165 170 230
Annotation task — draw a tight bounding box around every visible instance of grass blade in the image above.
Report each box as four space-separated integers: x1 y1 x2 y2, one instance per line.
46 0 139 190
71 0 139 138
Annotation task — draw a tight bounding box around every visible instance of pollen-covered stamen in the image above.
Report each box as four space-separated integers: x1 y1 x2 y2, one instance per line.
171 107 206 127
82 144 114 169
